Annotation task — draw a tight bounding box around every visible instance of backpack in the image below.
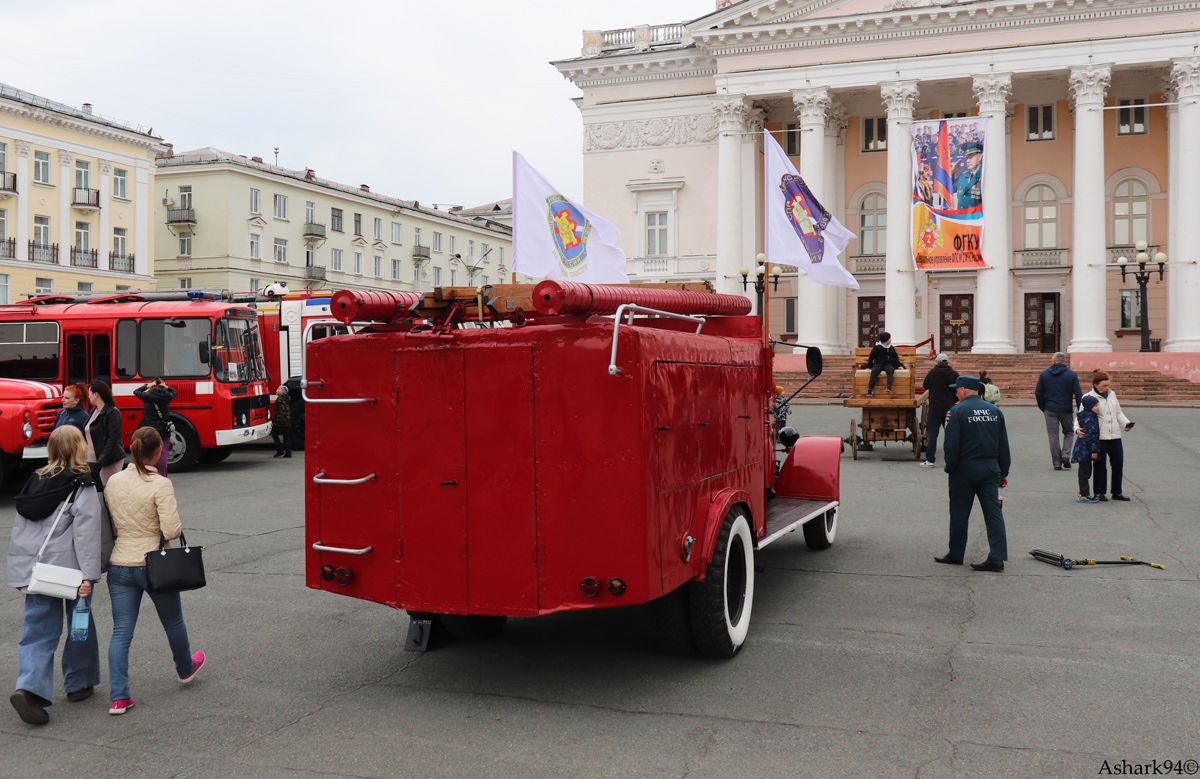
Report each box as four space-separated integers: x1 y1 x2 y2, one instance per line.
983 382 1001 404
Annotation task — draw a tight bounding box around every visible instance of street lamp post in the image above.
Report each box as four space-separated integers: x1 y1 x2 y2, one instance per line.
740 253 782 316
1113 240 1167 353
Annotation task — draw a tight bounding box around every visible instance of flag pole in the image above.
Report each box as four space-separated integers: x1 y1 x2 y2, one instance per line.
761 130 771 355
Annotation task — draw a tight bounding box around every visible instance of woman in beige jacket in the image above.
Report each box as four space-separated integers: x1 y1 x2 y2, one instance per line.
104 427 206 715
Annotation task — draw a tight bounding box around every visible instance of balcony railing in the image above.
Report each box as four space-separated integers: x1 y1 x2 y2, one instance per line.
110 252 135 273
166 208 196 225
849 255 885 274
0 237 14 259
1107 245 1164 264
29 241 57 264
70 247 98 268
585 23 691 56
412 245 431 260
305 265 326 280
72 188 100 210
1015 249 1068 268
642 258 670 274
0 171 16 196
303 222 326 239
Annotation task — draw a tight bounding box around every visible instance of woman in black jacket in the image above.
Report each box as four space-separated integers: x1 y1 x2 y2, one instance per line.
84 380 126 488
133 379 176 475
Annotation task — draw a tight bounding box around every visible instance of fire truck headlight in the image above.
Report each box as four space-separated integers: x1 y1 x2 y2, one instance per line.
608 578 626 596
580 577 600 598
22 422 32 439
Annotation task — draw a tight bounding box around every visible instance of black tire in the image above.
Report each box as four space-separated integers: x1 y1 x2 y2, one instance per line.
289 398 306 450
803 508 838 550
198 447 233 464
648 585 696 655
442 614 507 639
688 507 755 658
166 414 201 473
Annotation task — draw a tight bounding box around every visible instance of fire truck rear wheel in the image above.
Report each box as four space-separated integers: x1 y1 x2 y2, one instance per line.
802 507 837 550
166 415 201 473
688 507 755 658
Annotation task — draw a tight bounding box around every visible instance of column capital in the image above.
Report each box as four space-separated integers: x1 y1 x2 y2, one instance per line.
711 95 750 132
746 105 767 135
971 72 1012 114
58 148 73 166
1068 63 1112 108
826 97 849 138
880 81 920 121
15 139 30 156
98 158 112 175
792 87 832 129
1170 56 1200 100
1161 77 1179 107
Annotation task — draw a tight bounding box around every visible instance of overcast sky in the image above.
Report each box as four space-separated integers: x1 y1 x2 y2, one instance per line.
1 0 704 208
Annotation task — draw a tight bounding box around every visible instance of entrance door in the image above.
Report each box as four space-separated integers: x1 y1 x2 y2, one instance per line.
940 294 974 352
65 332 112 387
1024 293 1060 353
857 296 886 348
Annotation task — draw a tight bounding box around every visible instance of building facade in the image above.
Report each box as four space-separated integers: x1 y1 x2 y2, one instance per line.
555 0 1200 354
0 84 164 301
154 149 513 296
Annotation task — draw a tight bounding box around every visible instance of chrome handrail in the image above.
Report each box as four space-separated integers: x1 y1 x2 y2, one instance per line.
313 471 376 485
300 319 377 404
312 542 373 555
608 304 705 377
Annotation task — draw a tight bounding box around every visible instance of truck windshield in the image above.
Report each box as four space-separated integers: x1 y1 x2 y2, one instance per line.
140 318 211 378
213 317 266 383
0 322 61 380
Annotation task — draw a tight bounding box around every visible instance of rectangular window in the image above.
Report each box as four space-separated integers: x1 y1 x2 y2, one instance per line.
0 320 59 379
330 248 343 271
468 240 475 258
432 266 442 286
391 259 401 280
113 227 127 257
785 297 797 335
273 238 287 263
113 168 128 199
0 142 5 172
178 278 191 289
374 218 382 240
75 160 90 190
646 212 668 256
178 185 192 209
784 123 801 156
432 232 442 252
34 216 50 245
450 269 457 286
481 275 489 286
499 247 504 265
179 232 192 257
0 274 8 305
374 255 382 278
0 209 6 242
115 285 130 292
1118 98 1148 136
863 117 887 152
1120 289 1142 329
391 222 402 243
35 278 53 295
1027 105 1054 141
77 281 92 293
413 264 420 285
449 235 456 254
139 317 210 378
941 111 967 118
353 213 362 235
331 208 343 231
306 244 315 268
305 201 315 223
75 221 90 251
414 227 422 246
354 252 363 275
249 232 260 259
250 278 260 292
34 151 51 184
273 193 287 219
481 242 490 260
250 188 260 214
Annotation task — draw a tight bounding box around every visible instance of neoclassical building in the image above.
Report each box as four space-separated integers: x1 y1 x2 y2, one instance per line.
554 0 1200 354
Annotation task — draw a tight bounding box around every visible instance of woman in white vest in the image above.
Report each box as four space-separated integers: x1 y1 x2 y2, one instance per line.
1080 369 1134 502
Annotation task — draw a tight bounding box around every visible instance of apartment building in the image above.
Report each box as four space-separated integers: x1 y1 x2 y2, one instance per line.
154 149 513 295
0 83 164 300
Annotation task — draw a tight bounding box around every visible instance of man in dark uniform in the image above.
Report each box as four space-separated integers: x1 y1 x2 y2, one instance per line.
953 142 983 209
934 376 1011 572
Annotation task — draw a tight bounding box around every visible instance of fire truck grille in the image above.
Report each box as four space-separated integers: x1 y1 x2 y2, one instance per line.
36 404 60 434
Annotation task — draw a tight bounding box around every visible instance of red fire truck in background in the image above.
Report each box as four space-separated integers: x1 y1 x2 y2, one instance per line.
305 282 840 658
0 291 272 475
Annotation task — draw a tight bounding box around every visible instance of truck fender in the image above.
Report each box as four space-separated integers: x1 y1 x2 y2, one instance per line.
691 488 752 583
774 435 841 503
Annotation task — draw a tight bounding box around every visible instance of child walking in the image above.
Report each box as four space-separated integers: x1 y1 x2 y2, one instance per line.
1072 395 1101 503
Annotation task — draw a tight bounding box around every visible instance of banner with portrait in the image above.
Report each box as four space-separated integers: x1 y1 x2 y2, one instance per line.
910 118 987 269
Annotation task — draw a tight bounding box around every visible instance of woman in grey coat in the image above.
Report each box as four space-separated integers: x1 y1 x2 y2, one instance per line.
6 426 103 725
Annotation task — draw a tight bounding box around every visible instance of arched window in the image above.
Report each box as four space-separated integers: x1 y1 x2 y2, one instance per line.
1022 184 1058 249
1112 178 1149 246
858 193 887 255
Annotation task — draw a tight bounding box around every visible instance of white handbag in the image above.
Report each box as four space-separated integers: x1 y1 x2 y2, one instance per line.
26 488 84 600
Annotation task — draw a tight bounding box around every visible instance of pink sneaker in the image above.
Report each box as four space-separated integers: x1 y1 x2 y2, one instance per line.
179 650 206 684
109 699 135 715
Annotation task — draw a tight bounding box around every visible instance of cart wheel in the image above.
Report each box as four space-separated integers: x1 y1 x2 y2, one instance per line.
688 506 755 658
802 507 837 550
850 419 858 460
649 585 696 655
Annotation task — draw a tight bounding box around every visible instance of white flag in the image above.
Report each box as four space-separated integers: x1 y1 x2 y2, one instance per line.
763 130 859 290
512 152 629 284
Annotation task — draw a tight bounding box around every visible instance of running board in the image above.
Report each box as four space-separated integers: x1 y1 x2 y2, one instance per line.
758 498 838 550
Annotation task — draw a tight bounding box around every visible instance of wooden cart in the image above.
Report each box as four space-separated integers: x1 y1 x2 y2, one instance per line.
843 346 928 460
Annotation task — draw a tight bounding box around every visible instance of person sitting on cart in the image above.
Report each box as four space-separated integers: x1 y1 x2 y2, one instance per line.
866 331 902 395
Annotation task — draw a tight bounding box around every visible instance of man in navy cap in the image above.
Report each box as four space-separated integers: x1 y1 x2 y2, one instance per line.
953 142 983 209
934 375 1011 572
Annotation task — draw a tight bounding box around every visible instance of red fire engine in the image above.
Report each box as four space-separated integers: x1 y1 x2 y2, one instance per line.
304 282 840 657
0 291 272 473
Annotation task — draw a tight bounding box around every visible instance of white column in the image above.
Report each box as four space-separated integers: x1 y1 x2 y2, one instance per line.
135 160 151 278
1165 57 1200 350
823 100 847 354
881 80 920 344
972 72 1016 353
15 140 29 262
742 106 765 287
1163 81 1180 350
713 95 749 297
1067 64 1113 352
58 149 73 267
792 87 834 350
98 159 111 273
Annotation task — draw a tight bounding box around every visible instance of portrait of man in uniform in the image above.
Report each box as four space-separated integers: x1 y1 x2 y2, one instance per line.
953 141 983 210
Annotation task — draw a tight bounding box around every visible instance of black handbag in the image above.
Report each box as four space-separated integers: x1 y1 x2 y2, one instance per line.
144 532 206 593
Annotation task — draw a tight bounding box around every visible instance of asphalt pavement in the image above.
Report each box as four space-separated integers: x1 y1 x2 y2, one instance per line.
1 407 1198 778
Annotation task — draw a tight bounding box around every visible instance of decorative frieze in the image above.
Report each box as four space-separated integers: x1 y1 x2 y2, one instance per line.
1170 56 1200 100
583 113 720 151
792 87 832 128
58 148 73 166
972 72 1012 114
1068 64 1112 107
880 81 919 121
98 158 112 174
15 139 30 156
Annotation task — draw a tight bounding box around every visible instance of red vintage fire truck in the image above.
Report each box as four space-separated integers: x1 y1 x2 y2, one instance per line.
304 282 840 657
0 291 272 473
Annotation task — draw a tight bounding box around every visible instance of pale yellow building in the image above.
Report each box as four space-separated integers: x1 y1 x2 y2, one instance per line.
154 149 513 295
0 84 165 300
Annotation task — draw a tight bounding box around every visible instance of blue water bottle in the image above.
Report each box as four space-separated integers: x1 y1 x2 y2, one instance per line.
71 596 90 642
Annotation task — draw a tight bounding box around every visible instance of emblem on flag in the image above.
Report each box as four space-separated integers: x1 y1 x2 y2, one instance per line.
780 174 833 264
546 195 591 273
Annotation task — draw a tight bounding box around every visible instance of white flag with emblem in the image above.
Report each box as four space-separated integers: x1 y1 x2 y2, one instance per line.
512 151 629 284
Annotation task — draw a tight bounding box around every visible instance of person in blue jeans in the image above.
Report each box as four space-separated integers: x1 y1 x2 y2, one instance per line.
103 427 205 715
7 426 103 725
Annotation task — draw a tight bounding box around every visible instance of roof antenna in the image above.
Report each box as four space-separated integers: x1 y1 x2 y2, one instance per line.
273 147 279 165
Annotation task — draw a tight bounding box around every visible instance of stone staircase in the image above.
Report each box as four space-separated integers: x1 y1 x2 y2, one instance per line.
775 353 1200 405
